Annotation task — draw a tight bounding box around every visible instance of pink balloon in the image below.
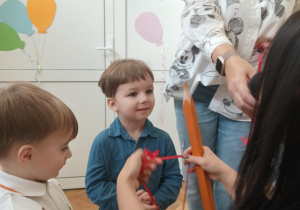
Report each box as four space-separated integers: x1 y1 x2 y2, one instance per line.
135 12 163 46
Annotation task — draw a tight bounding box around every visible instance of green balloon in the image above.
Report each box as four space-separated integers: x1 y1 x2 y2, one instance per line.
0 22 25 51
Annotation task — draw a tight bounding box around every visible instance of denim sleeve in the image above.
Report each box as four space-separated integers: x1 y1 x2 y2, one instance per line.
153 136 183 210
85 135 118 210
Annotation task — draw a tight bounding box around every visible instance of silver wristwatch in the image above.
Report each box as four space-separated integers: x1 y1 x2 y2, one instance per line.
216 52 237 76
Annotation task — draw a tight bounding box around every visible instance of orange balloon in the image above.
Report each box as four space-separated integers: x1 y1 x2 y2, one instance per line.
27 0 56 33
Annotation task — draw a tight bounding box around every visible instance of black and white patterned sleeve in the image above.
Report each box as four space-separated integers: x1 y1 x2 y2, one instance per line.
181 0 233 60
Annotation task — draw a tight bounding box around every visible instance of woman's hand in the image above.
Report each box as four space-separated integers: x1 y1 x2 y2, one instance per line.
183 146 227 181
211 43 257 118
183 146 238 200
225 56 257 118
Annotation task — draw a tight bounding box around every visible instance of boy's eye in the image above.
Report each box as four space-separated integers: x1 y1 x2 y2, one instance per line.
128 92 137 96
146 89 153 94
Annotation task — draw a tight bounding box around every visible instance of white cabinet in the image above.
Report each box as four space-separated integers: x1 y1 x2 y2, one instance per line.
0 0 184 189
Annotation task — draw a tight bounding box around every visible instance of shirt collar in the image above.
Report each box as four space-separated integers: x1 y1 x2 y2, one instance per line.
108 117 157 139
0 168 47 196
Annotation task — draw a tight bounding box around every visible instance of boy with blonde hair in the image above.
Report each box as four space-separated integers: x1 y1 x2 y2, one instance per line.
0 82 78 210
86 59 182 210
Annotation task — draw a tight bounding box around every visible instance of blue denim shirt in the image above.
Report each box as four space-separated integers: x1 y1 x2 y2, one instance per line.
85 118 183 210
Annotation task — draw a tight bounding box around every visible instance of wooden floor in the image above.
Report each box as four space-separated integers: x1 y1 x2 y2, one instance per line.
64 181 189 210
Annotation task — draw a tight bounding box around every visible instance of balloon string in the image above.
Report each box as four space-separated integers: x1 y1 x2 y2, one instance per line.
158 45 166 124
22 50 35 63
39 34 46 61
31 35 45 86
161 45 166 79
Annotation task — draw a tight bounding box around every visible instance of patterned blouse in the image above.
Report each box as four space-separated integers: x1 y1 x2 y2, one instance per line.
164 0 300 121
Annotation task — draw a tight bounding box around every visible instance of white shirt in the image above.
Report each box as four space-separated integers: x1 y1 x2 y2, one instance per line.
0 170 72 210
164 0 300 121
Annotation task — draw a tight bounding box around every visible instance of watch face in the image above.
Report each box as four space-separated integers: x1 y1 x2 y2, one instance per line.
216 57 224 74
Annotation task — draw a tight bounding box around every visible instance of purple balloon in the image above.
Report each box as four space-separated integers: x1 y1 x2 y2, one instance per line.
135 12 163 46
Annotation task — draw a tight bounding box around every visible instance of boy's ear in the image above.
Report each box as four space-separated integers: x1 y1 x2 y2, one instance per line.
17 145 33 164
107 97 118 112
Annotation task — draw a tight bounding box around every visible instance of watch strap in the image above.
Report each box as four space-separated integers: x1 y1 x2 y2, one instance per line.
219 51 237 76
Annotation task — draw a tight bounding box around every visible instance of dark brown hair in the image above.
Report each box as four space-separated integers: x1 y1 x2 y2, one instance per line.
233 11 300 210
98 59 154 98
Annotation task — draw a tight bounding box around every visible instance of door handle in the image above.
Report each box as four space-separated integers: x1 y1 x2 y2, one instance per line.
95 36 114 51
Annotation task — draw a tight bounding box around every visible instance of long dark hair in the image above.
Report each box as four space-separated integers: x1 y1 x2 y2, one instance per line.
233 11 300 210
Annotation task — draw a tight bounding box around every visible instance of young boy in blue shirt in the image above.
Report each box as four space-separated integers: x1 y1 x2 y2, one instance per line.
85 59 183 210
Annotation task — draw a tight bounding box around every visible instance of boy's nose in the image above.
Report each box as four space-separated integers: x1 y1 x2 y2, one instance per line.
139 94 148 103
67 149 72 158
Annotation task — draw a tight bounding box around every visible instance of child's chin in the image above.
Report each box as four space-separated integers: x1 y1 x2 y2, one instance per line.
35 177 49 183
138 116 149 121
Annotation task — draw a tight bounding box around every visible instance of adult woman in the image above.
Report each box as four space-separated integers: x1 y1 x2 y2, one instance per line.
184 11 300 210
164 1 300 209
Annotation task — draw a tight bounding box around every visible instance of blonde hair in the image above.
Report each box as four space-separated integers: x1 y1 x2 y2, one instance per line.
98 59 154 98
0 82 78 158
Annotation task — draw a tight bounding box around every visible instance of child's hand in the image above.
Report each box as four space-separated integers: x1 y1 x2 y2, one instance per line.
136 190 153 205
137 190 157 210
143 204 158 210
183 146 228 182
